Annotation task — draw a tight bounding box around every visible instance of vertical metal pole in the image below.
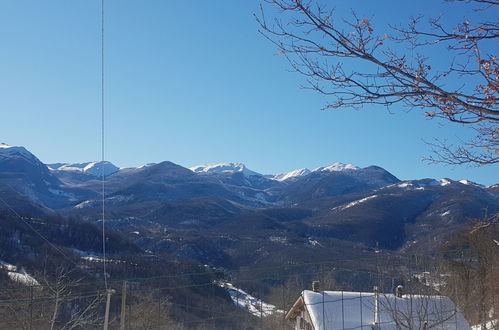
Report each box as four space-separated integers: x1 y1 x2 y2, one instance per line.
260 289 263 330
282 286 286 330
120 281 127 330
127 289 131 330
29 285 33 330
157 295 161 329
342 290 345 330
373 286 380 329
104 289 114 330
322 291 325 330
360 292 363 330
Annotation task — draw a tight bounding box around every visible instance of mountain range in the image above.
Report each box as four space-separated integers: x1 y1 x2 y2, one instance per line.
0 143 498 270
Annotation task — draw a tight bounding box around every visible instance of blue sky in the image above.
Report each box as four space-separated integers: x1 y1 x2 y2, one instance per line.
0 0 497 185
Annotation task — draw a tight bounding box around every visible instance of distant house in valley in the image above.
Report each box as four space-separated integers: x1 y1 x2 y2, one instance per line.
285 287 470 330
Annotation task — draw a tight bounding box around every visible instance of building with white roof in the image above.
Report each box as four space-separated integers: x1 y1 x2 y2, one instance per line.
285 289 470 330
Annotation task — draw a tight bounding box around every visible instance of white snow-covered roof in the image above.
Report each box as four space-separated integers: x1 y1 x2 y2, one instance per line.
289 290 470 330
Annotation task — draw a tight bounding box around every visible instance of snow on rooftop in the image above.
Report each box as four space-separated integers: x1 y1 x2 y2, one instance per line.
73 249 105 262
471 320 498 330
298 290 469 330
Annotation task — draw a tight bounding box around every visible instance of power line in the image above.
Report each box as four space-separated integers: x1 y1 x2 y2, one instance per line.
0 187 79 268
101 0 108 291
0 247 474 293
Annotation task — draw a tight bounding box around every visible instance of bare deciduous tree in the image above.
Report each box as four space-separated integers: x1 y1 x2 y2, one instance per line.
257 0 498 165
0 267 103 330
43 267 103 330
441 216 499 329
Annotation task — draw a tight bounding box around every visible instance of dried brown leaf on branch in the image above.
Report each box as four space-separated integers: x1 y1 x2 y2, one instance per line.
257 0 498 165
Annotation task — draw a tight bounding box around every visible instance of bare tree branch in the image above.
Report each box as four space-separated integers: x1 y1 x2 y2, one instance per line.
257 0 498 165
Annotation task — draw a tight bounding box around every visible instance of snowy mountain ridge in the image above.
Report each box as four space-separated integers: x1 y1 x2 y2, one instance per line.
189 162 262 177
1 145 494 187
272 168 311 181
0 143 36 160
49 161 119 177
312 162 359 172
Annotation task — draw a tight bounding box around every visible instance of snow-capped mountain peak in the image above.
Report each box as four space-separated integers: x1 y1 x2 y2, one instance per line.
458 179 484 188
82 161 119 176
312 162 359 172
135 163 156 169
272 168 311 181
189 162 261 177
49 161 119 177
0 143 36 160
439 178 453 186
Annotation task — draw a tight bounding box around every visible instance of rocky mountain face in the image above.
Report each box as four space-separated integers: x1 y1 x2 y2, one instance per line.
0 144 497 269
0 144 79 209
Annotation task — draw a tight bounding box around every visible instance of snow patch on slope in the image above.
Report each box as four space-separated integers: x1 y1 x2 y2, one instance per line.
136 163 156 169
219 282 283 317
441 210 451 217
313 162 359 172
51 161 119 177
272 168 311 181
74 200 94 209
8 271 40 286
73 249 123 264
0 143 36 160
332 195 378 211
395 179 440 190
1 261 39 286
459 179 484 188
439 178 452 186
190 162 261 177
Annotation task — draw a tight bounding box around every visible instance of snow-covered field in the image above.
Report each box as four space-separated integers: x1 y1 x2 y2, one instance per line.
218 282 283 317
0 260 39 286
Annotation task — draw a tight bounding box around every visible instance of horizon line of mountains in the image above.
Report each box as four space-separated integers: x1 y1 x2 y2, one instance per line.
0 142 498 268
2 142 495 187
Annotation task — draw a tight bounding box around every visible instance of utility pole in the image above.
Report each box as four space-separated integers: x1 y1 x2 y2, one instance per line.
104 289 115 330
29 285 33 330
120 281 127 330
373 286 380 330
259 289 263 330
